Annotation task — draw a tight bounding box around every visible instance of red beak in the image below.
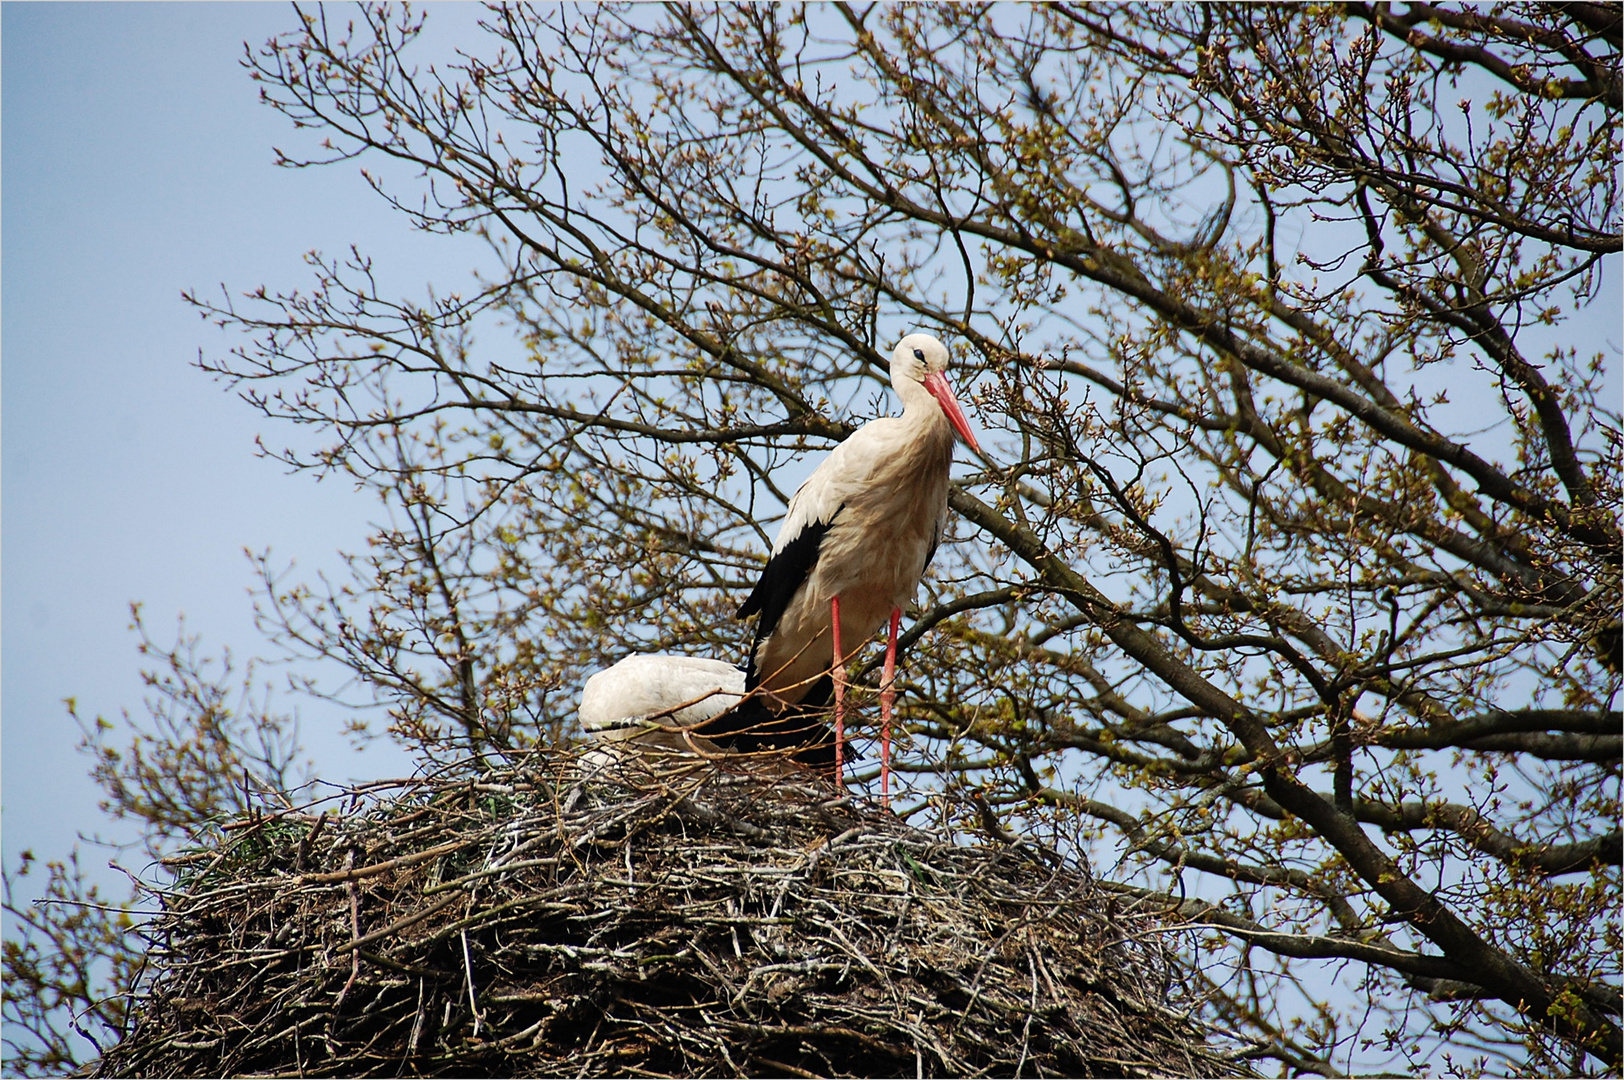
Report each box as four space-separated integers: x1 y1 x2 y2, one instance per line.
922 371 982 455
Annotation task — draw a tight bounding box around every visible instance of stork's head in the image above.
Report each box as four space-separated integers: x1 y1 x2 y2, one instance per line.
891 333 981 453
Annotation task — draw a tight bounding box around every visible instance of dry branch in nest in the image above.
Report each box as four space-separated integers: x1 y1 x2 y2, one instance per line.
97 750 1252 1078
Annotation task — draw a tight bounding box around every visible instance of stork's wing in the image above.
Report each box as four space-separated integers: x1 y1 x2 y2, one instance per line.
736 504 842 637
737 440 856 628
737 428 892 687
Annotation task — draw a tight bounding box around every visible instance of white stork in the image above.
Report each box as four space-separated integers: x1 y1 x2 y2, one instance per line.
700 332 981 804
577 654 744 772
578 654 825 780
580 654 745 737
581 649 858 783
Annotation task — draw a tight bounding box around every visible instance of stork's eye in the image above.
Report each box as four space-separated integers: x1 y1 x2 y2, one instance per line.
913 348 925 361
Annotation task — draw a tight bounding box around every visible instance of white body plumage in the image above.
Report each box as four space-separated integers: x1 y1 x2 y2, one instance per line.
579 654 745 739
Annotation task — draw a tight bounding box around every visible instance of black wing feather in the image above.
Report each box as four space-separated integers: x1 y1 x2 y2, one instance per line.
737 508 842 626
737 505 843 687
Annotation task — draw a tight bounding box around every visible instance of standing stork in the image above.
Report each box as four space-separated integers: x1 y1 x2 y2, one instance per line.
699 332 981 805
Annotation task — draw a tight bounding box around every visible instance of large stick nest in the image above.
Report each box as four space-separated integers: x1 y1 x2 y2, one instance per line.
98 751 1251 1078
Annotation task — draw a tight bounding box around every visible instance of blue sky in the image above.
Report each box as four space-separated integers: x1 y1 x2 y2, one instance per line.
2 3 458 890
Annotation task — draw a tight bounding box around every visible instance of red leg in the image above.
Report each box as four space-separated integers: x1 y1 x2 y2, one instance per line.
830 595 845 789
880 607 901 809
